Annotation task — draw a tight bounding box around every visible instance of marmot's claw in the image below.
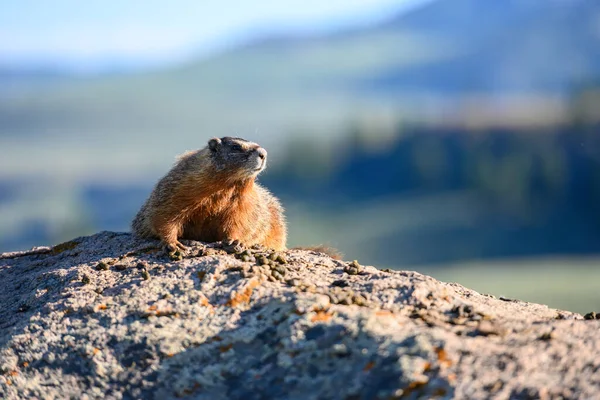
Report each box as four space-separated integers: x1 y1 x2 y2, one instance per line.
165 241 188 255
222 239 245 253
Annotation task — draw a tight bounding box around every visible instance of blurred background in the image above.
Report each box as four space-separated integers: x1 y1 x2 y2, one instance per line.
1 0 599 313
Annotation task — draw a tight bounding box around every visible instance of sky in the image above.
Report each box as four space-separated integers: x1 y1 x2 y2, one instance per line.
0 0 431 71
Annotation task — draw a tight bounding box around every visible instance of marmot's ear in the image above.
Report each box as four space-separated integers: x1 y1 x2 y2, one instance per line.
208 137 221 151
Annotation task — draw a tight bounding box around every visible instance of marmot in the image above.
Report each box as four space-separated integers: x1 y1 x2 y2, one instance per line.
132 136 287 252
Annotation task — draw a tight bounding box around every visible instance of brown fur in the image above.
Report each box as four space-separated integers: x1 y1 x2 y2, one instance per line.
132 137 287 251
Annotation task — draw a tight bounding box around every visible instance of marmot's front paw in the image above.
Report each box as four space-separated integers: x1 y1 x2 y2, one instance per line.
222 239 245 254
167 240 187 252
164 240 187 260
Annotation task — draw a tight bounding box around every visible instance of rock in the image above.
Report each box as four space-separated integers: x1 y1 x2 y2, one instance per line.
0 231 598 400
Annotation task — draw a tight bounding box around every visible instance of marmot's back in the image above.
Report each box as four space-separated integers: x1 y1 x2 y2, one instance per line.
131 136 287 251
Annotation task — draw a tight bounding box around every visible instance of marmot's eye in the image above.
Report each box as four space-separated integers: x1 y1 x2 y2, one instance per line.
231 144 243 152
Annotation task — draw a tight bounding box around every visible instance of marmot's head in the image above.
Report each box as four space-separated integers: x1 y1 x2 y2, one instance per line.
208 136 268 178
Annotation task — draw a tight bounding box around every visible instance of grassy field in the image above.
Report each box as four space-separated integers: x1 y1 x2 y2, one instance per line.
418 257 600 315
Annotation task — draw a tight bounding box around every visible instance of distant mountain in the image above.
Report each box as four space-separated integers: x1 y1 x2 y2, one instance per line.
365 0 600 94
168 0 600 96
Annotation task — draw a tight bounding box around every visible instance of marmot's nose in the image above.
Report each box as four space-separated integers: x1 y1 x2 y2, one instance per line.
256 147 267 160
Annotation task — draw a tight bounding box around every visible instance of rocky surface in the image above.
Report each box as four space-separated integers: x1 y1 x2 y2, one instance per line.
1 231 599 400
